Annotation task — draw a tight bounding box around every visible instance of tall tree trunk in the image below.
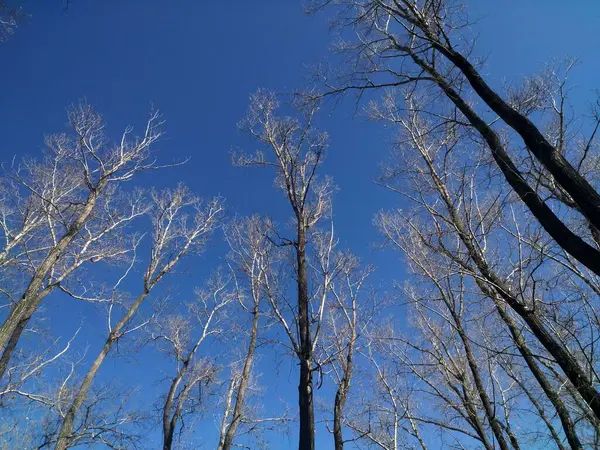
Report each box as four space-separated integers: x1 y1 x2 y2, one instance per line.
460 385 495 450
439 202 600 422
219 304 259 450
54 335 113 450
163 424 175 450
479 282 584 450
54 289 149 450
162 362 186 450
475 257 600 422
435 44 600 230
332 389 345 450
0 189 101 379
162 375 196 450
164 379 197 450
297 227 314 450
333 324 355 450
0 286 53 378
512 375 567 450
413 113 600 422
404 49 600 277
450 311 512 450
162 332 213 450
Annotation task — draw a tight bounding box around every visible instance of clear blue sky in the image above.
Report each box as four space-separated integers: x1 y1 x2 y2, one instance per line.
1 0 600 448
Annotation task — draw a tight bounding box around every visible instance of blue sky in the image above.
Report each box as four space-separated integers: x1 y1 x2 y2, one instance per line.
2 0 600 448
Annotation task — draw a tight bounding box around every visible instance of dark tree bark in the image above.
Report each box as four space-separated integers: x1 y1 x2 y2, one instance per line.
484 286 583 450
332 344 352 450
449 309 512 450
404 49 600 277
297 228 315 450
436 44 600 230
318 0 600 276
237 91 330 450
418 153 600 422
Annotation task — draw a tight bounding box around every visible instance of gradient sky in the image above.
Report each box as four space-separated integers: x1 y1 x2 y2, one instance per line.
1 1 600 448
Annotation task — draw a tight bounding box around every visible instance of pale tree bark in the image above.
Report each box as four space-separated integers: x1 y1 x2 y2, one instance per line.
0 190 147 381
156 272 232 450
318 253 372 450
53 187 222 450
236 90 334 450
0 103 164 380
217 216 273 450
217 307 259 450
375 94 596 445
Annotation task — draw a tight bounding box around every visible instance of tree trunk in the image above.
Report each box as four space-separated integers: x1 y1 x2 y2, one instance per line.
0 188 101 380
414 134 600 423
163 381 195 450
333 323 355 450
460 385 495 450
297 227 314 450
162 365 185 450
163 424 175 450
0 288 50 377
450 216 600 421
446 202 600 421
54 336 113 450
405 49 600 277
480 283 583 450
451 311 512 450
220 304 259 450
162 367 198 450
54 288 148 450
436 44 600 230
333 383 347 450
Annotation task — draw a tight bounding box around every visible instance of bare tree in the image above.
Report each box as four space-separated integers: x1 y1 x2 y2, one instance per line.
344 327 428 450
0 327 83 450
52 186 222 450
154 272 232 450
313 0 600 277
0 328 80 409
217 216 270 450
374 90 596 446
0 103 165 380
235 90 334 450
318 250 373 450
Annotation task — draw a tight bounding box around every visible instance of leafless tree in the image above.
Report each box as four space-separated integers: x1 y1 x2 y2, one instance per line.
235 90 334 450
153 270 233 450
318 250 373 450
0 327 82 449
52 186 222 450
0 103 165 381
217 216 272 450
373 89 597 446
342 323 429 450
0 327 81 409
41 385 149 450
313 0 600 278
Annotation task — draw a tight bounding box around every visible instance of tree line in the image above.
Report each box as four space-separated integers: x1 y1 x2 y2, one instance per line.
2 1 600 449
